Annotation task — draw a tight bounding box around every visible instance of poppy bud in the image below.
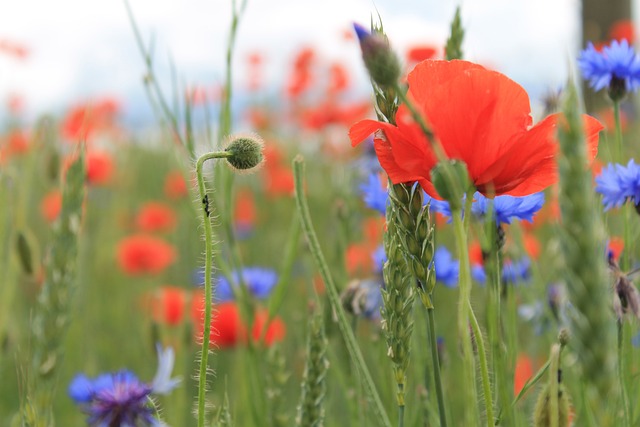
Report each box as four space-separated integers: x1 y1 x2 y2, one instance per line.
430 160 470 210
224 133 265 172
353 23 400 88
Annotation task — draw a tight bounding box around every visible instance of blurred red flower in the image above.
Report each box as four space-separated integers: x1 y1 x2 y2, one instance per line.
136 202 177 233
41 190 62 223
191 296 285 348
234 188 256 233
61 98 119 143
514 354 534 396
117 234 176 275
0 38 29 60
252 310 286 346
164 171 189 200
327 63 349 95
86 151 114 185
147 286 186 326
609 19 634 44
405 45 437 63
350 60 603 199
608 237 624 262
265 166 294 197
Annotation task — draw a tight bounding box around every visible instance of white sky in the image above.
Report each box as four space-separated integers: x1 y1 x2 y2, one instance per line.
0 0 591 123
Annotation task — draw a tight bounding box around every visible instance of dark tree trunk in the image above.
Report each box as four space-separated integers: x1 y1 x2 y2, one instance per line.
582 0 632 111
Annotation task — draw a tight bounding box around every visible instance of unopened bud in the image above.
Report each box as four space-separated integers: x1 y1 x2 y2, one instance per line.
430 160 470 210
353 23 401 88
224 133 264 172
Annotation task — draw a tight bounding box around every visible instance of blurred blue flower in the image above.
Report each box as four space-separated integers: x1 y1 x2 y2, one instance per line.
471 192 545 224
595 159 640 210
360 173 387 214
341 278 383 320
372 245 386 274
472 257 531 286
578 39 640 93
217 267 278 302
433 246 459 288
502 257 531 285
424 194 454 219
69 345 179 426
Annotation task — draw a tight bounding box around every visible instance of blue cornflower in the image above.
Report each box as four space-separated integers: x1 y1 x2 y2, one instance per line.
360 173 387 214
472 257 531 285
595 159 640 210
216 267 278 302
433 246 459 288
69 345 180 426
372 244 386 274
471 192 545 224
424 194 454 219
578 39 640 96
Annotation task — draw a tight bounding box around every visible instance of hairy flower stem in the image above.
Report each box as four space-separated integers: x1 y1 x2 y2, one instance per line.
617 321 631 427
484 218 513 425
195 151 232 427
426 308 447 427
452 202 480 426
293 156 392 427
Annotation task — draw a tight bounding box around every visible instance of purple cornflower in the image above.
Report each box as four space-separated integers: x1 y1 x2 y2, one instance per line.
360 173 387 214
216 267 278 302
471 192 545 224
69 346 179 426
578 40 640 98
595 159 640 210
433 246 459 288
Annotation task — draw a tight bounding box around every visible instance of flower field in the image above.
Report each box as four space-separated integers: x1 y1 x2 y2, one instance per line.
1 3 639 426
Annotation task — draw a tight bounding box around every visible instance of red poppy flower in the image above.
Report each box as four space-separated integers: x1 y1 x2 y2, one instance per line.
608 237 624 262
86 151 114 185
191 297 285 348
117 234 176 275
349 60 603 199
136 202 177 233
405 45 437 63
164 171 189 199
148 286 186 326
265 166 294 197
41 190 62 223
609 19 634 44
234 188 256 232
252 310 286 346
514 354 534 396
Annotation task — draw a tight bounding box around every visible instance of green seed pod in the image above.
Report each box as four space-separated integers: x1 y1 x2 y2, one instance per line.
224 133 264 172
430 160 470 209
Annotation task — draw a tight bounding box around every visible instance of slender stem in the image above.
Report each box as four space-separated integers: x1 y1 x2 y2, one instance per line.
549 345 560 427
293 156 392 427
452 209 479 426
195 151 232 427
618 320 631 427
468 305 495 426
398 383 405 427
426 307 448 427
613 100 623 163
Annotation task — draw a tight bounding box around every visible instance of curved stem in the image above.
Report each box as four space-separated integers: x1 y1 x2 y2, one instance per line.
195 151 232 427
426 307 448 427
